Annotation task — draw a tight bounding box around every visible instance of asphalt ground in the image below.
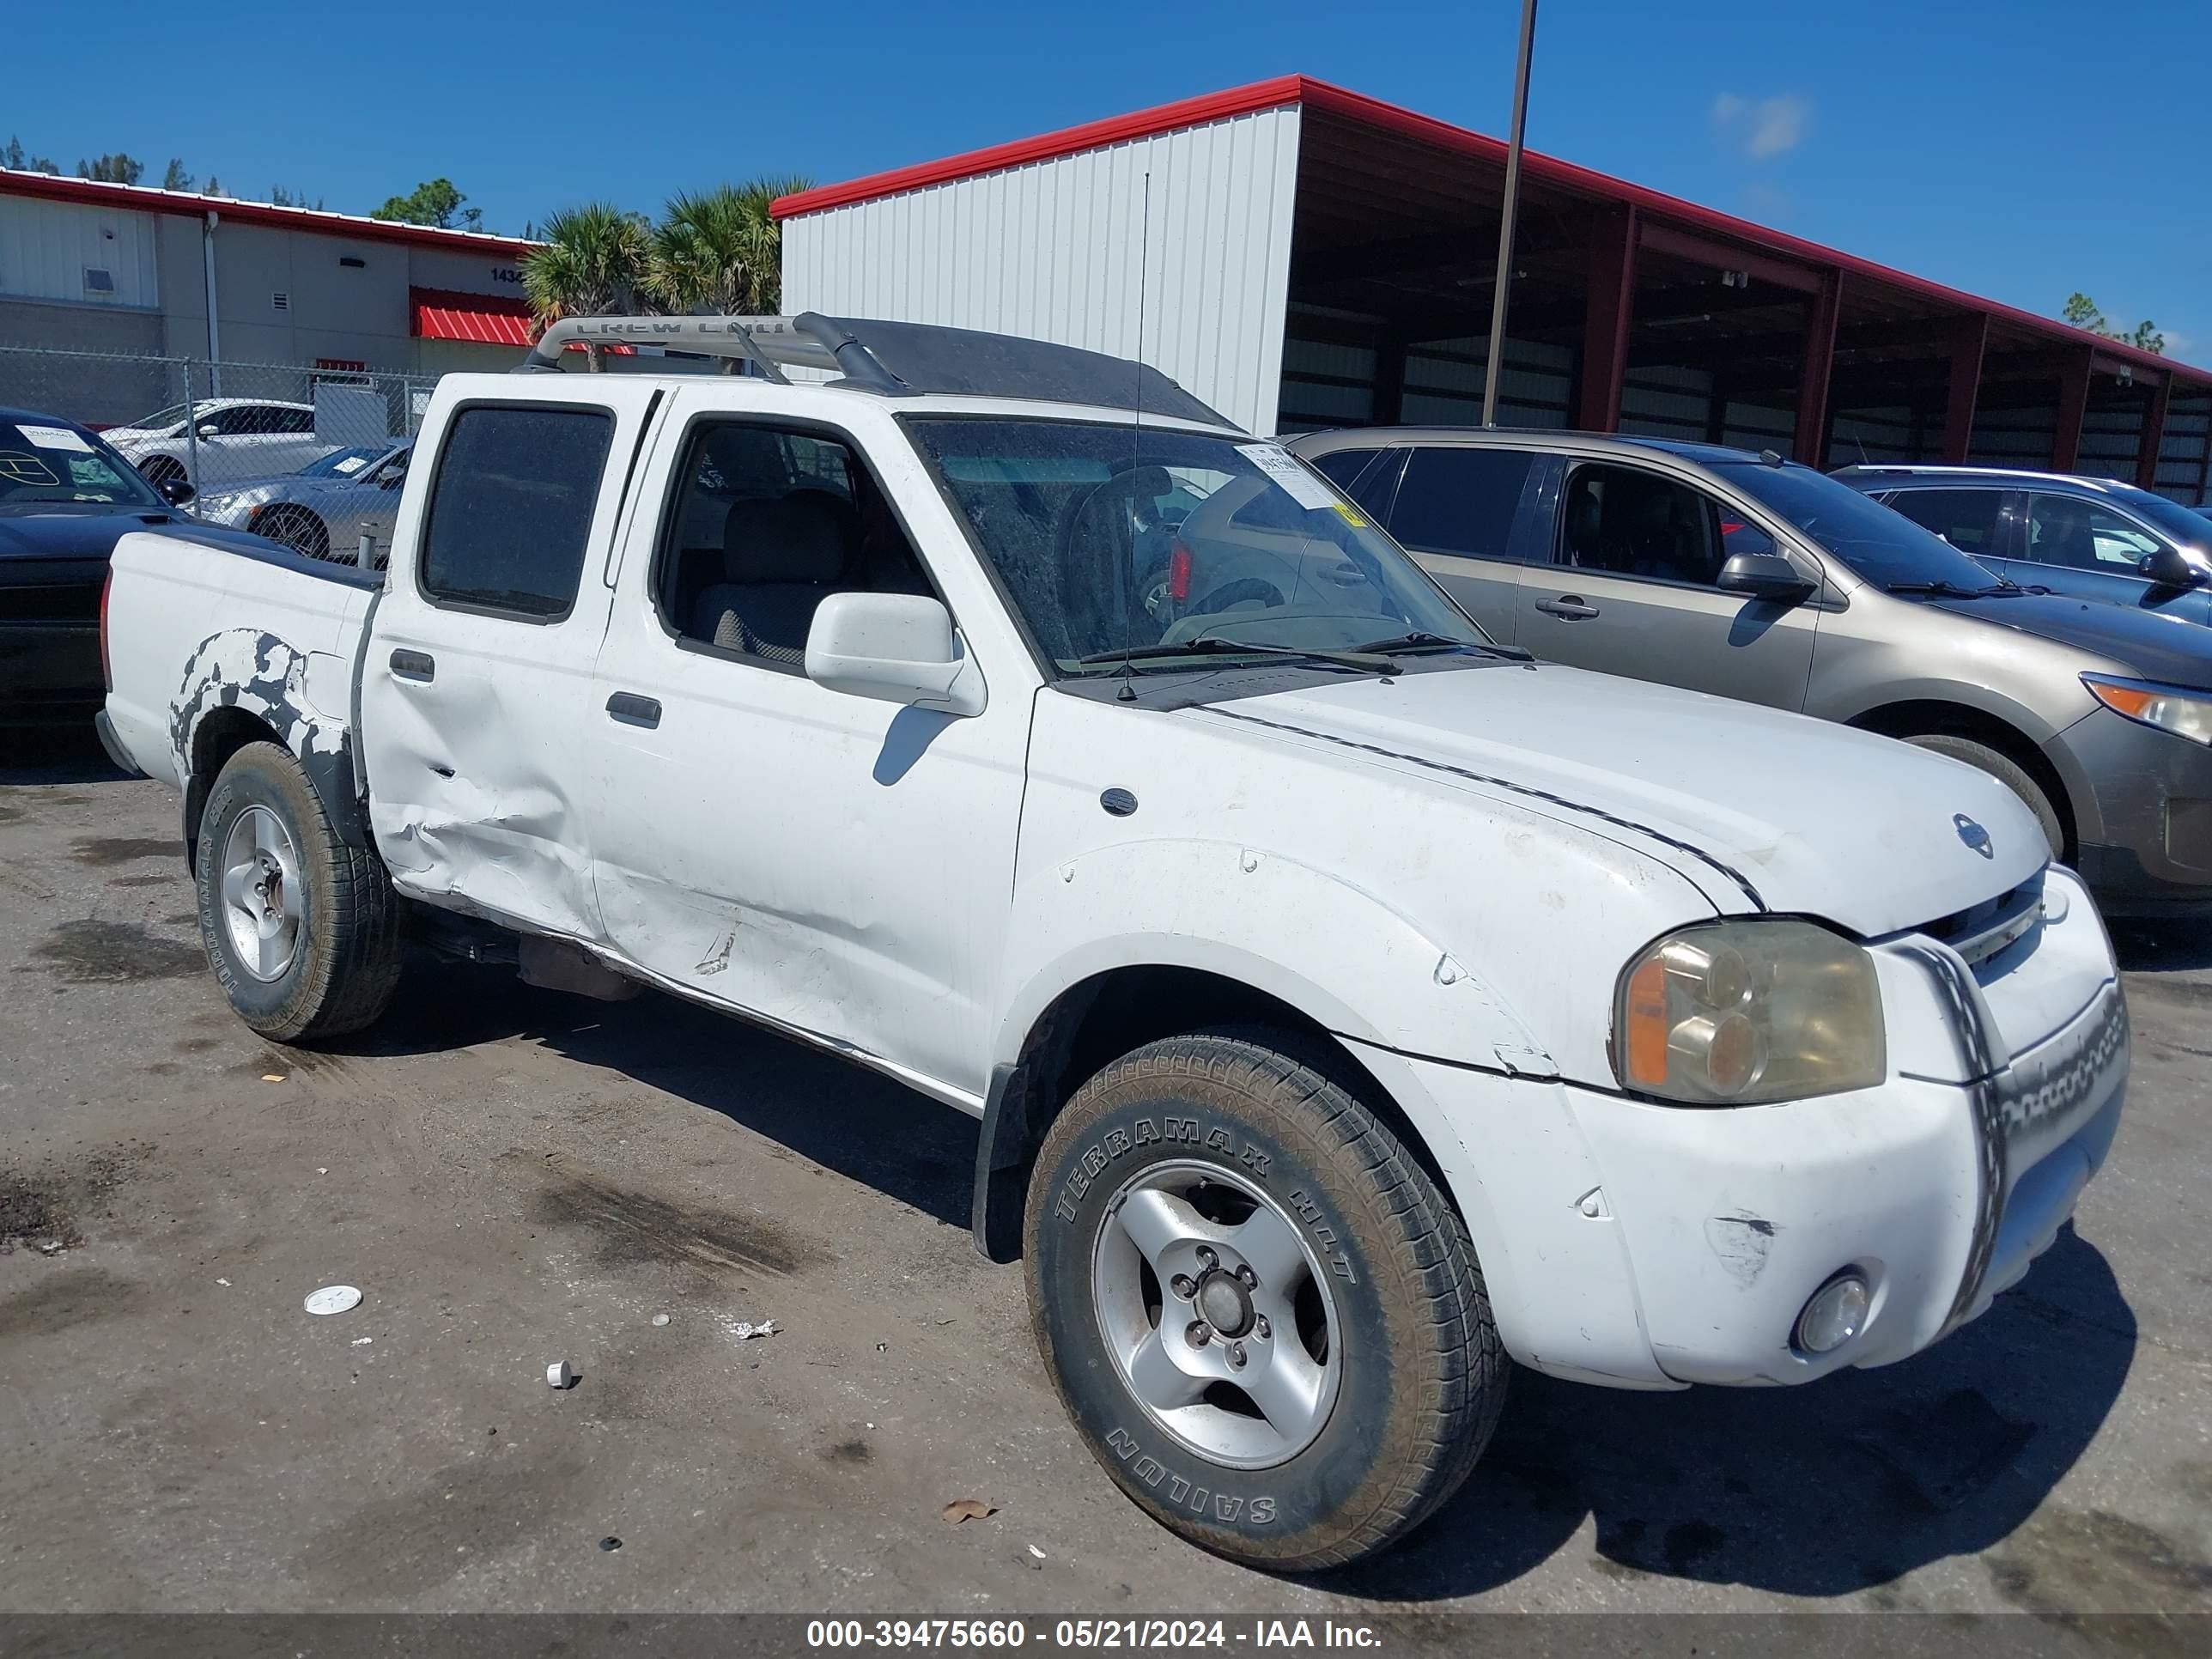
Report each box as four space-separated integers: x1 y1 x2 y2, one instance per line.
2 730 2207 1653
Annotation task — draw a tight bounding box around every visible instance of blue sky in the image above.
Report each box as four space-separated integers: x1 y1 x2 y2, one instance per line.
12 1 2207 360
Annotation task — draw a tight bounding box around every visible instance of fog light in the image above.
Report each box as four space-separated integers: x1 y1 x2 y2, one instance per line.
1794 1271 1870 1355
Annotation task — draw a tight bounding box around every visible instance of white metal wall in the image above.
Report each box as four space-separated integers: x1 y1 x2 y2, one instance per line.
0 193 161 309
782 106 1302 434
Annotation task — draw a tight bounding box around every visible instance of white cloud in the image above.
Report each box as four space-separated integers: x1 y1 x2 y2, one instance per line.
1712 93 1809 160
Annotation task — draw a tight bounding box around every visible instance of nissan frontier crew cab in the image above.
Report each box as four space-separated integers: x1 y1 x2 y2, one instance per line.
97 315 2129 1571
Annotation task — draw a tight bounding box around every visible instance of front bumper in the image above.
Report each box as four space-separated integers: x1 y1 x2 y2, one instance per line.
0 621 102 727
1351 867 2127 1389
2057 703 2212 916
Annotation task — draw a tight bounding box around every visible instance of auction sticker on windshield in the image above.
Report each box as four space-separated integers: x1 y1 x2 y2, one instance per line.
17 424 93 453
1237 442 1337 510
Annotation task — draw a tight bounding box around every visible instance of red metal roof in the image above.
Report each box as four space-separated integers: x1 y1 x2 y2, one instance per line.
773 75 2207 389
0 167 538 258
411 288 536 347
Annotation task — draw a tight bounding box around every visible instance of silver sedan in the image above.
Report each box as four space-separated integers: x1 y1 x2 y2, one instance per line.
191 440 411 566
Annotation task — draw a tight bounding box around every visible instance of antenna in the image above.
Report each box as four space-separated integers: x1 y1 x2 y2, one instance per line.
1115 169 1152 702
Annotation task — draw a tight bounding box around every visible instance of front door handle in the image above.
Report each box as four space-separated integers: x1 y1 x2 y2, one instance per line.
1534 595 1600 620
390 648 434 681
605 692 662 729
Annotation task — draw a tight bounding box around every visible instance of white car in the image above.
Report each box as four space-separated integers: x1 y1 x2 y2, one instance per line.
96 314 2129 1571
101 398 331 493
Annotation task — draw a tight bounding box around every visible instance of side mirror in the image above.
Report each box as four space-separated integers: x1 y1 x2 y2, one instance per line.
196 422 220 441
1717 550 1816 601
2137 546 2201 588
805 592 986 718
155 476 194 506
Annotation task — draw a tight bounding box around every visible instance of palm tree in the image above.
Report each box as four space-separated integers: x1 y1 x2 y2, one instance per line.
521 204 651 370
646 178 811 317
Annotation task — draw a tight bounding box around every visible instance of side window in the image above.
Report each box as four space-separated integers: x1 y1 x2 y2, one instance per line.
2026 494 2163 574
419 404 613 619
1559 463 1726 585
658 419 933 669
276 407 316 434
1387 447 1536 562
1887 489 2002 555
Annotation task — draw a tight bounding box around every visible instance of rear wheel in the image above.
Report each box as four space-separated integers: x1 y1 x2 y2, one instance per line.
194 740 402 1042
1903 732 2065 860
1024 1030 1504 1570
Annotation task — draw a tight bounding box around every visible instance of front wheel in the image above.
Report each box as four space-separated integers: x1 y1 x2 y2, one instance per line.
1024 1031 1504 1570
194 740 403 1042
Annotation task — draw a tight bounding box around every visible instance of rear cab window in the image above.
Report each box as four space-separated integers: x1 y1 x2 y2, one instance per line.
419 404 615 620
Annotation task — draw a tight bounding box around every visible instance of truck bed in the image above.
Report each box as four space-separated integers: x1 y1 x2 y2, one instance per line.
102 525 377 796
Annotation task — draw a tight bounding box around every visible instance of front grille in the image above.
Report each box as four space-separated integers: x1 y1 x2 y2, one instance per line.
1924 871 2045 970
0 581 103 623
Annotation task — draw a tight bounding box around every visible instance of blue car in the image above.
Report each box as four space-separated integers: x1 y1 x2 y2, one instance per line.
0 407 195 729
1835 465 2212 625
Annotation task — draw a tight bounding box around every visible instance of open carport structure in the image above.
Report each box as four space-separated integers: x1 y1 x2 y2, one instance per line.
776 76 2212 499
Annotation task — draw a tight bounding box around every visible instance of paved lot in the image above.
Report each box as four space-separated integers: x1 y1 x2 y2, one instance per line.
2 733 2209 1638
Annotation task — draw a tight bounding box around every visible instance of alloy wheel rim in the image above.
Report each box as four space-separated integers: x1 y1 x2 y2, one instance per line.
218 805 303 981
1091 1158 1343 1469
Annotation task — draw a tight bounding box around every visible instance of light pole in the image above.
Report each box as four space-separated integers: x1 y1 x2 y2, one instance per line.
1480 0 1539 428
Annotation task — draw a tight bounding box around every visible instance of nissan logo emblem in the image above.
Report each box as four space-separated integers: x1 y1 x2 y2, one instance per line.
1954 813 1994 859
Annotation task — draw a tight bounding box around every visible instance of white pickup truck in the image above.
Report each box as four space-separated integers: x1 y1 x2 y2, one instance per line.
98 314 2129 1570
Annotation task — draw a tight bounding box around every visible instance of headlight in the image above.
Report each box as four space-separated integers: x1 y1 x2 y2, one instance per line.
1613 919 1885 1105
2083 674 2212 746
198 489 267 525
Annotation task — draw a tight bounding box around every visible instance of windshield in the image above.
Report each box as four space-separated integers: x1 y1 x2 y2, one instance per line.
2106 483 2212 550
0 421 165 507
300 444 393 479
905 417 1486 675
1717 460 2000 591
126 402 192 433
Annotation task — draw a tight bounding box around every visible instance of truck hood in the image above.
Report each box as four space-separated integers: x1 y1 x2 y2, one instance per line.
1930 590 2212 687
1201 659 2045 937
0 506 177 562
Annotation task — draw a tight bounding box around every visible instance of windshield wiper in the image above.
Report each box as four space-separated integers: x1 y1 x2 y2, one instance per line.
1884 580 2011 599
1351 629 1532 661
1075 635 1400 672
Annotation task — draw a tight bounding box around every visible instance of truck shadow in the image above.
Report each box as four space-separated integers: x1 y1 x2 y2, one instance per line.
1325 1227 2135 1602
342 957 2136 1605
350 955 982 1232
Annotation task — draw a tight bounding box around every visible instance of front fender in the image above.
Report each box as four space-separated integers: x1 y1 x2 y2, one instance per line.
994 836 1552 1078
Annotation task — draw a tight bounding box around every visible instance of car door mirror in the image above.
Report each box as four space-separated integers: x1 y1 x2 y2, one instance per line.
2137 545 2200 587
196 422 220 441
805 592 986 718
1716 550 1816 600
155 475 194 506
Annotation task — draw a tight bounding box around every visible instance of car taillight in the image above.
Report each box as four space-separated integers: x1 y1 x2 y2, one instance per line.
100 568 113 690
1168 540 1193 603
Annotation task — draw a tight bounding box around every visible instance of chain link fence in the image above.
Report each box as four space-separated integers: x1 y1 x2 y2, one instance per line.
0 345 439 562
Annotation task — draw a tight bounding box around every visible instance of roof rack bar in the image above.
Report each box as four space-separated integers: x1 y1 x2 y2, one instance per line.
515 315 842 379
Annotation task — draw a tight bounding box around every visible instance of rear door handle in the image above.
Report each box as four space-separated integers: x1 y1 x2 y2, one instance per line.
389 648 434 682
1534 596 1600 619
605 692 662 729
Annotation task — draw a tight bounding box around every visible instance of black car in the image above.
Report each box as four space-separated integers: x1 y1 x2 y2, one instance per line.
1 407 194 731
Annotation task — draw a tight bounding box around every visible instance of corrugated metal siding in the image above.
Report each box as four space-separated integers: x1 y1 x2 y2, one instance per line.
0 195 160 309
782 106 1300 434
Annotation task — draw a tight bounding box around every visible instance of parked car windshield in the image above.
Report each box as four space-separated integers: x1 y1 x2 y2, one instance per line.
905 416 1487 676
0 420 165 507
300 443 395 479
1717 459 2001 592
125 403 192 433
2105 483 2212 550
